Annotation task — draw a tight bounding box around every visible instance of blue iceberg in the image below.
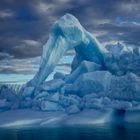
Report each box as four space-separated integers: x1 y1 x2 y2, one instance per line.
0 14 140 126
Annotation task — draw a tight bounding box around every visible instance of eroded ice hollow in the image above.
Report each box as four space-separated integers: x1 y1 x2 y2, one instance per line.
1 14 140 126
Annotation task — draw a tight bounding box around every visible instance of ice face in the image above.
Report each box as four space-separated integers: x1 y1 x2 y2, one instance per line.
0 85 17 102
104 43 140 76
67 71 112 97
65 60 101 83
40 101 64 112
40 79 65 92
107 72 140 101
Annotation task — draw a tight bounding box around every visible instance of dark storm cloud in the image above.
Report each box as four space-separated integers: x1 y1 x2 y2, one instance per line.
0 0 140 74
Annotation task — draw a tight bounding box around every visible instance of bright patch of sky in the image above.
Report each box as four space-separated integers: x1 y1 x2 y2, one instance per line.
0 55 74 84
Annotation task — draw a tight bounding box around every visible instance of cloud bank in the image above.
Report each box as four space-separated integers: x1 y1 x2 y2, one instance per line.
0 0 140 74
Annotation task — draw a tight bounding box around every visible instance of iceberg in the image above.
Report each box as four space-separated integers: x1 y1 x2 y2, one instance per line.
107 72 140 101
104 43 140 76
0 85 17 101
72 71 112 97
65 60 101 83
40 101 64 112
1 13 140 126
25 13 105 88
0 99 11 111
66 104 80 114
53 72 65 80
40 79 65 92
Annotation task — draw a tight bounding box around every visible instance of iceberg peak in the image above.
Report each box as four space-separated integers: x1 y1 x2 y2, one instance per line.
26 13 105 88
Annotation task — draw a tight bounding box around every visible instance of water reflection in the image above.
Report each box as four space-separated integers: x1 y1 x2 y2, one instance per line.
0 123 140 140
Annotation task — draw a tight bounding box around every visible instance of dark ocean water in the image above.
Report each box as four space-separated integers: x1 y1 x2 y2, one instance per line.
0 123 140 140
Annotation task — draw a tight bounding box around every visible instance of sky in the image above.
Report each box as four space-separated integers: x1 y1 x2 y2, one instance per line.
0 0 140 81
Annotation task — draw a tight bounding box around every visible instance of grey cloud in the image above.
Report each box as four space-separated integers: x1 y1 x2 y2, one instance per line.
0 52 13 60
11 39 43 58
0 0 140 74
95 22 140 45
0 9 15 18
0 56 40 74
0 37 43 59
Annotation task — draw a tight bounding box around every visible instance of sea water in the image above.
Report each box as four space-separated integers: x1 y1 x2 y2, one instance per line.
0 123 140 140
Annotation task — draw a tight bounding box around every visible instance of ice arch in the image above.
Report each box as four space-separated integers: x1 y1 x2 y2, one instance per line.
21 14 106 96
